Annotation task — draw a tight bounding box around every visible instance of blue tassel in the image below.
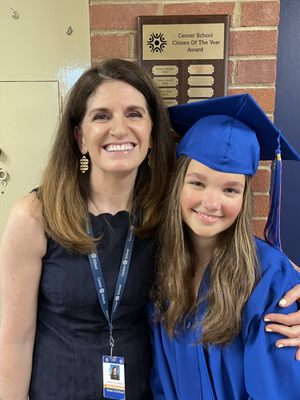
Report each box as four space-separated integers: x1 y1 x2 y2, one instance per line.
264 133 282 250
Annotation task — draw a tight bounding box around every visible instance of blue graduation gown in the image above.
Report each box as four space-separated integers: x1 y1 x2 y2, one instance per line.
150 238 300 400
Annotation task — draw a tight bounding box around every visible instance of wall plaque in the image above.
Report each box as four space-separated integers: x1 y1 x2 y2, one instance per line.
137 15 230 105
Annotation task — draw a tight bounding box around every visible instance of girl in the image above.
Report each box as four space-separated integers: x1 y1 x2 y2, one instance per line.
150 94 300 399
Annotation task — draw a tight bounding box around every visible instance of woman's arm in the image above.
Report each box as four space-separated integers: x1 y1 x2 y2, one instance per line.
0 193 46 399
264 259 300 359
264 283 300 360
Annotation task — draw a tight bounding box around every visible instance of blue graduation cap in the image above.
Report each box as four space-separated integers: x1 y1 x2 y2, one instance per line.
168 93 300 249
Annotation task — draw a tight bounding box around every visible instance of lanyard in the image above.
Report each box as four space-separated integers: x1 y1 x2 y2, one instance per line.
87 217 135 356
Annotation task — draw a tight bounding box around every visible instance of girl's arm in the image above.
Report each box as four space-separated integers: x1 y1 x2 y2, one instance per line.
147 305 172 400
0 193 46 399
243 256 300 399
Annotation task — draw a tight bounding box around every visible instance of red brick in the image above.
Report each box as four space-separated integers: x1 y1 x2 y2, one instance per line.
236 60 276 84
228 88 275 113
251 169 271 192
252 219 267 239
241 2 280 27
91 35 129 59
253 194 270 218
90 4 158 30
164 2 234 24
230 30 278 56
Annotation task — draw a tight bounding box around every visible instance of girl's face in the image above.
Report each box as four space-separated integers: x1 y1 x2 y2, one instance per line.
75 80 152 178
180 159 245 245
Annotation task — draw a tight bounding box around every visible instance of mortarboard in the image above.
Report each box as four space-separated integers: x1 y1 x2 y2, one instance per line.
168 93 300 249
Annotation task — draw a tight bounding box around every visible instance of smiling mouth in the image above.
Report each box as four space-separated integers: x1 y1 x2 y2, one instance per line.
104 143 135 152
193 210 222 223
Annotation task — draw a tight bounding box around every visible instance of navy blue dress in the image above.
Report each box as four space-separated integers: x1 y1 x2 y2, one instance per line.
29 211 154 399
150 238 300 399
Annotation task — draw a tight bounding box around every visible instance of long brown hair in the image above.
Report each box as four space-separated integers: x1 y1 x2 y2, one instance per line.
38 59 175 253
152 156 260 346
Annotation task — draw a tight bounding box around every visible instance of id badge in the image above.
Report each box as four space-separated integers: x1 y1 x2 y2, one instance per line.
103 355 125 399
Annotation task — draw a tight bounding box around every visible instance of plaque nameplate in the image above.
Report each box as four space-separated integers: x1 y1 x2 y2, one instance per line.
153 76 179 87
188 76 214 86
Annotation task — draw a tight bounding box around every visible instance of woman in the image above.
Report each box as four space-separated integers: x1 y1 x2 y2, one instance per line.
0 59 175 400
150 94 300 399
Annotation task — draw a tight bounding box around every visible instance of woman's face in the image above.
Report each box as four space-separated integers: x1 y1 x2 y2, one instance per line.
180 159 245 246
75 79 152 178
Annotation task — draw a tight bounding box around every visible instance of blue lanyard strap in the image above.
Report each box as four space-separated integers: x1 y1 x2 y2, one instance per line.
87 217 135 356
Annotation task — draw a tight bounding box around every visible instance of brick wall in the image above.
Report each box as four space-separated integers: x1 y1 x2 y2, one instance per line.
89 0 280 238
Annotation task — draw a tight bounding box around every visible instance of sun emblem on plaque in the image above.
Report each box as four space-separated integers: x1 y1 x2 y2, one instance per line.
146 33 167 53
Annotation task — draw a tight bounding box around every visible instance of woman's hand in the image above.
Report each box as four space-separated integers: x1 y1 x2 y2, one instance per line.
264 284 300 360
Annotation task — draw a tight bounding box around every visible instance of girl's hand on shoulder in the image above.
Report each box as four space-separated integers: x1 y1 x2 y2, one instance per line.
264 281 300 360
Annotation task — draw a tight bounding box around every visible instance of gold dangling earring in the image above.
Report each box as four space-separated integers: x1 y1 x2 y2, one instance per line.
79 154 89 173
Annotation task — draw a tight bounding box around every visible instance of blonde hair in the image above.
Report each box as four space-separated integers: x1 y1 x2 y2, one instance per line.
38 59 175 253
152 156 260 345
